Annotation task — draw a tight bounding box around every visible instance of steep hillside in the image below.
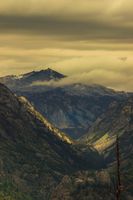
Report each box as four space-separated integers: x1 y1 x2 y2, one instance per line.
82 98 133 154
0 83 103 200
81 98 133 198
18 84 127 139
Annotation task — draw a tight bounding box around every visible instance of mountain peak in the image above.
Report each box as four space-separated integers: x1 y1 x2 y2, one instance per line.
21 68 66 82
0 68 66 89
45 67 53 72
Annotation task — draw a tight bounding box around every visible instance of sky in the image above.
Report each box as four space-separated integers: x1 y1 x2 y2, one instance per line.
0 0 133 91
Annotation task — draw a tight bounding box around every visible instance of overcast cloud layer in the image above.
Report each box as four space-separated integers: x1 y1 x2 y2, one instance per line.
0 0 133 91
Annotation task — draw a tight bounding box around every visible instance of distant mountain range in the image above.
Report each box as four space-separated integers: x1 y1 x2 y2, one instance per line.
0 68 65 89
0 68 129 139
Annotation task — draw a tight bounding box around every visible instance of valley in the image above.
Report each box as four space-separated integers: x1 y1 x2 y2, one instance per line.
0 69 133 200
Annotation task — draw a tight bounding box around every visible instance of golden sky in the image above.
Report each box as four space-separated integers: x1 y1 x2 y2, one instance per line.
0 0 133 91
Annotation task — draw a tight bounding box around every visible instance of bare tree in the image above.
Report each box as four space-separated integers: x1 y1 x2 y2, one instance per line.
116 135 123 200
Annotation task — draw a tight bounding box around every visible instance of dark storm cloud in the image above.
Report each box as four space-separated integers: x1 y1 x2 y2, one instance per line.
0 14 133 41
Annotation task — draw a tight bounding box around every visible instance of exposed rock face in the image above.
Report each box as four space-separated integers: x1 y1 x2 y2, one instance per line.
18 84 127 139
0 83 103 200
82 98 133 156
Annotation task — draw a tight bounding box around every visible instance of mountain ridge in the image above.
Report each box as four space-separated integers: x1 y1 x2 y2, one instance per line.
0 68 66 89
0 69 129 139
0 83 104 200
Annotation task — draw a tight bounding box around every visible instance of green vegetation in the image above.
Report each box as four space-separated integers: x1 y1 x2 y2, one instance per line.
0 178 32 200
